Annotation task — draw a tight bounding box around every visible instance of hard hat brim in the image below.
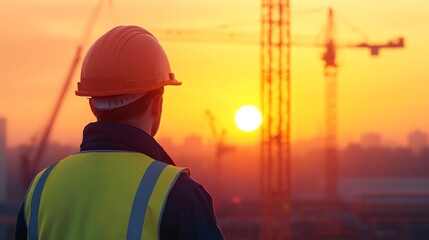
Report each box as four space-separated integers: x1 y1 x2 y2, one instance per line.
75 79 181 97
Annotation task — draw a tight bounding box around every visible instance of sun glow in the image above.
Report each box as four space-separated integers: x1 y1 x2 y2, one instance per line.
234 105 262 132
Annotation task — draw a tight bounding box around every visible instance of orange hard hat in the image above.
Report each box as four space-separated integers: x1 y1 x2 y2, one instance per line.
76 25 181 97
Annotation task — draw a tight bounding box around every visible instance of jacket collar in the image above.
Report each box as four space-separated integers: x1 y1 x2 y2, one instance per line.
80 121 175 166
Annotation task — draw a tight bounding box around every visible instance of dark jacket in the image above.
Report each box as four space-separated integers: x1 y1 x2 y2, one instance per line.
16 122 224 240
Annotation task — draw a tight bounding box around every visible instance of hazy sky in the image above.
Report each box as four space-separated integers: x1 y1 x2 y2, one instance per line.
0 0 428 147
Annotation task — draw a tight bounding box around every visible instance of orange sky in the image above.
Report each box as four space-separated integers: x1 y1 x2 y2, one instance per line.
0 0 428 148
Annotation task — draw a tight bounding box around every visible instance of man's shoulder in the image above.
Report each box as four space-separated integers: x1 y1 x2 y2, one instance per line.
167 173 207 207
161 173 223 239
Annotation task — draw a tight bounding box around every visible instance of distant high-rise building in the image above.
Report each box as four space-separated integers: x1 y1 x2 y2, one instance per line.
0 118 6 202
361 133 382 148
408 130 428 155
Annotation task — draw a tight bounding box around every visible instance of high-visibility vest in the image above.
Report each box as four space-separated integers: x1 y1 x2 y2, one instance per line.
24 151 188 240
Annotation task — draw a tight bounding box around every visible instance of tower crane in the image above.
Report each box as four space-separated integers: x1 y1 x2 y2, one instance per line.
20 0 110 190
321 8 404 202
205 110 235 199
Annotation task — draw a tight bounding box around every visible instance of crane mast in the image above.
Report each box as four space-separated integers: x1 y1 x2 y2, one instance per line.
323 8 339 201
205 110 223 199
205 110 234 200
260 0 292 239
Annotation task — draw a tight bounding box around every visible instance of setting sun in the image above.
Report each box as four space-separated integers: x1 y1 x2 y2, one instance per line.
234 105 262 132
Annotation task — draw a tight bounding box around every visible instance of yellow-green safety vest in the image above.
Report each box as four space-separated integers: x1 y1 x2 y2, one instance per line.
24 151 188 240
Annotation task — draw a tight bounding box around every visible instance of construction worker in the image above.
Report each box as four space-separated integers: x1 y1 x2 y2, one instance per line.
15 25 224 240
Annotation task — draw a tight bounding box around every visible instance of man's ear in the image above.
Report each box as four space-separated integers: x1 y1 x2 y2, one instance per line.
151 94 163 117
88 99 98 117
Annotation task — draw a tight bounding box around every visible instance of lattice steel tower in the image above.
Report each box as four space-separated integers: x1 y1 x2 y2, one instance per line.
323 8 339 201
260 0 292 239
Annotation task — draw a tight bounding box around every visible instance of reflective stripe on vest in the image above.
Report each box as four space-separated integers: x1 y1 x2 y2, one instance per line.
24 151 188 240
28 163 58 240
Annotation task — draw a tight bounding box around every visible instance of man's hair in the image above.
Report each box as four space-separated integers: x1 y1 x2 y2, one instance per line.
90 88 163 123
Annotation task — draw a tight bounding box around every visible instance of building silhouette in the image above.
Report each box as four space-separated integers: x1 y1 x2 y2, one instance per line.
0 118 6 202
408 130 428 155
361 133 382 148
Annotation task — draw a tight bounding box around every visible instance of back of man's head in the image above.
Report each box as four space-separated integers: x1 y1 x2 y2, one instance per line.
89 88 163 123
